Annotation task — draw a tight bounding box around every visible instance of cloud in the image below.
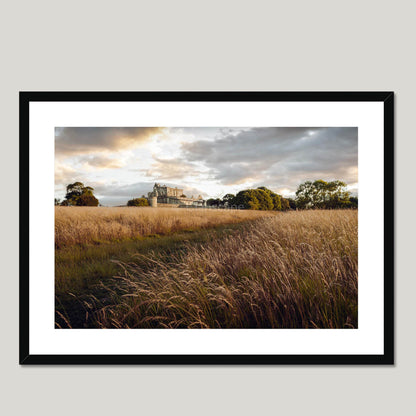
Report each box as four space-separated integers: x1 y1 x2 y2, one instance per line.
181 127 357 192
55 127 164 156
77 154 125 169
143 156 203 181
54 161 77 184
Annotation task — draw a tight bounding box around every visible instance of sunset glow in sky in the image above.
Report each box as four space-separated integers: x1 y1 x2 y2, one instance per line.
55 127 358 206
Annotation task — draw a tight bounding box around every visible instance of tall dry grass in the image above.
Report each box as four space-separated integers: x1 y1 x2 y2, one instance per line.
55 206 273 248
88 210 357 329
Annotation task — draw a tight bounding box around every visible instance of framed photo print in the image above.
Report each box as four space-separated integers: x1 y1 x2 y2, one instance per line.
20 91 394 364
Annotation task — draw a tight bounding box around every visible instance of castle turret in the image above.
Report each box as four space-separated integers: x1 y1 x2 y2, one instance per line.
149 196 157 208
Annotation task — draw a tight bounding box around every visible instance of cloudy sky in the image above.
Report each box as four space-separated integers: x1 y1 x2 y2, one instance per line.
55 127 358 206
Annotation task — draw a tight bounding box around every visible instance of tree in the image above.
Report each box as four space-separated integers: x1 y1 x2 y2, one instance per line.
325 180 351 209
54 198 61 206
253 189 274 210
271 194 282 211
231 188 275 210
77 193 99 206
349 196 358 209
295 180 351 209
295 181 315 209
64 182 84 204
286 198 297 210
207 198 222 207
62 182 99 206
256 187 285 211
127 198 149 207
247 195 260 210
222 194 235 206
230 191 249 209
280 197 290 211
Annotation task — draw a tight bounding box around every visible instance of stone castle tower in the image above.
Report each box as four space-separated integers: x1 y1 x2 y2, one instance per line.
147 183 205 207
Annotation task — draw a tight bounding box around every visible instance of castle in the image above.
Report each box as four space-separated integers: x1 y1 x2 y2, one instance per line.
147 183 206 208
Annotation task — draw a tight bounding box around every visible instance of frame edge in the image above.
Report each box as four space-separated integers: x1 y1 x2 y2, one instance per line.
19 91 395 365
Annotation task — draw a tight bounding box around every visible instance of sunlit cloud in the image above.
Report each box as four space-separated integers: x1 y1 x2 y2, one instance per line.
55 127 165 156
143 156 203 181
76 154 126 170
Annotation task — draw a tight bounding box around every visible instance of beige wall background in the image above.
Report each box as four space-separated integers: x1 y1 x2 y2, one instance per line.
1 1 413 415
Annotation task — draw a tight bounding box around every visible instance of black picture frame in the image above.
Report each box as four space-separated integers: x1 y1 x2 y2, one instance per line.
20 91 394 365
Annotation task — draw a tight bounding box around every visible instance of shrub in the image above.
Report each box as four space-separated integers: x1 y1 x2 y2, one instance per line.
127 198 149 207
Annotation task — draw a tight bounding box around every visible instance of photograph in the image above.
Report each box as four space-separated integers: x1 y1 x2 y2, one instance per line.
54 126 359 330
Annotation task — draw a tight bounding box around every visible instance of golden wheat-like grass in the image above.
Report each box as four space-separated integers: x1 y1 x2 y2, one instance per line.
88 210 358 329
55 206 273 248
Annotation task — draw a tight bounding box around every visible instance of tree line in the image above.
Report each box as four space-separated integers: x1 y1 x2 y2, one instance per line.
207 180 357 210
56 180 358 210
207 187 292 211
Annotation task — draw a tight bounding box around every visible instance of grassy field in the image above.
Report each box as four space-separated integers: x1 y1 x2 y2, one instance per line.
55 206 272 248
55 208 357 329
